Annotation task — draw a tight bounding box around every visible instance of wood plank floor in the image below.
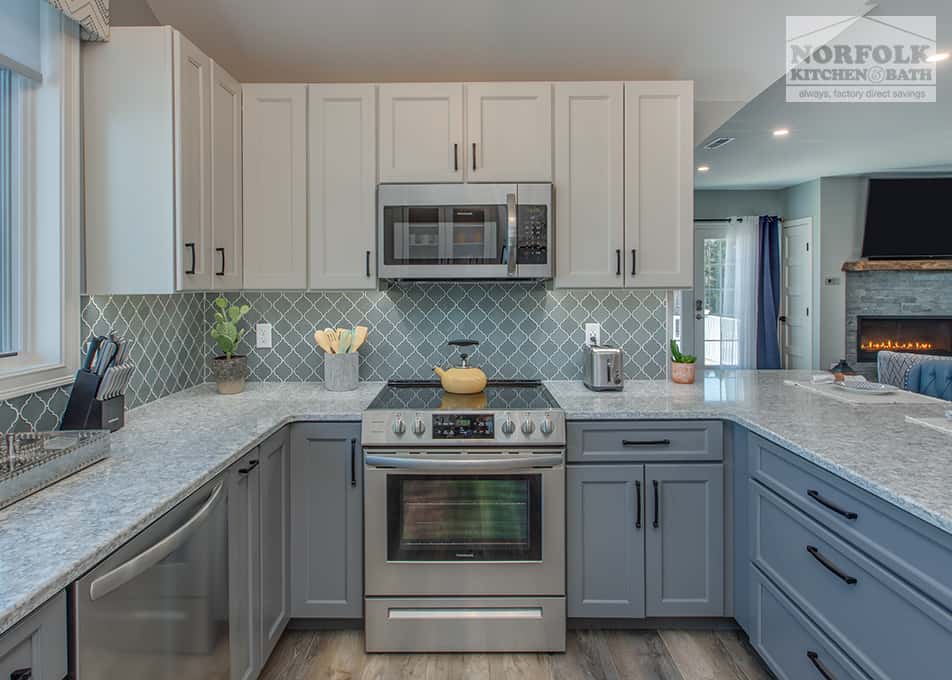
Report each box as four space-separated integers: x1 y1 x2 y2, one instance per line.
260 629 773 680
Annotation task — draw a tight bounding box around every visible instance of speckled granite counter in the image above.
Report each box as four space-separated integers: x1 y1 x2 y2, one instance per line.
3 372 952 636
0 382 383 636
545 370 952 536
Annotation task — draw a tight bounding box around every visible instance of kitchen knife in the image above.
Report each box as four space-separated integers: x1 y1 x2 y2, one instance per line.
95 340 117 376
82 336 103 372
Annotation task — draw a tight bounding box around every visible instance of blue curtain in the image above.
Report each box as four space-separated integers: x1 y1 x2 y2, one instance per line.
756 216 782 368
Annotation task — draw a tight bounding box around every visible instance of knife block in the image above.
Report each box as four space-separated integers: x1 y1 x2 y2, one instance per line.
60 370 126 432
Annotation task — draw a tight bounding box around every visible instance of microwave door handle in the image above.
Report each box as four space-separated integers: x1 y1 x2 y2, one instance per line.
506 192 517 276
88 482 224 601
365 454 563 472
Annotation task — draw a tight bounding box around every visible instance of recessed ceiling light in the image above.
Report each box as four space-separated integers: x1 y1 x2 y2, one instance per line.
697 165 710 173
926 52 950 63
773 128 791 137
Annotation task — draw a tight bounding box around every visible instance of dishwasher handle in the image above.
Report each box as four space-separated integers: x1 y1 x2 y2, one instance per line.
365 454 563 472
89 481 225 601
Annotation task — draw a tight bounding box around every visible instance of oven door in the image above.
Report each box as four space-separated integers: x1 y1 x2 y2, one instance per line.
364 452 564 597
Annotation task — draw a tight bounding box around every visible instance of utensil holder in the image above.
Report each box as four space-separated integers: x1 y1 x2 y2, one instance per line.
324 353 359 392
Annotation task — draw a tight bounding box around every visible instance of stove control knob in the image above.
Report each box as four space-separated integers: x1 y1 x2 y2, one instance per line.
521 417 535 436
540 415 554 436
501 416 516 436
412 417 426 436
392 417 406 436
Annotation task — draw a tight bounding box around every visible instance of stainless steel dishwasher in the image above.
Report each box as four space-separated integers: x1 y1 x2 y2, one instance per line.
71 475 229 679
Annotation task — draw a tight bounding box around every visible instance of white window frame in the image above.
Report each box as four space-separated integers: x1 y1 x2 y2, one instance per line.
0 7 80 400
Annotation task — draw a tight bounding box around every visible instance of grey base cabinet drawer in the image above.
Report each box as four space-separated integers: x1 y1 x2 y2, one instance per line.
751 480 952 680
568 421 722 463
749 432 952 612
750 567 870 680
0 592 67 680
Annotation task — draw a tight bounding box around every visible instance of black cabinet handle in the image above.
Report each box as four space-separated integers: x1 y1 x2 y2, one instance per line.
472 142 477 171
631 249 637 276
616 249 621 276
807 489 858 520
807 651 837 680
635 480 642 529
623 439 671 447
453 143 458 172
11 669 32 680
216 247 225 276
652 480 660 528
185 242 196 275
365 250 372 277
350 438 357 487
806 545 857 585
238 459 259 475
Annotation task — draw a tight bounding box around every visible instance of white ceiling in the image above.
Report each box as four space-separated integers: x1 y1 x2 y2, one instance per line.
145 0 870 141
696 0 952 190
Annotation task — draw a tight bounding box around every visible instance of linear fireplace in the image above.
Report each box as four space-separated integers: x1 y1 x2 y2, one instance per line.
857 316 952 362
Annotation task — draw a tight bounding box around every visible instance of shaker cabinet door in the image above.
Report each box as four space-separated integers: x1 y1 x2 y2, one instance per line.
308 84 377 289
644 463 724 616
173 31 213 290
378 84 463 183
624 81 694 288
567 464 646 618
228 449 261 680
210 61 243 290
553 82 624 288
258 428 290 663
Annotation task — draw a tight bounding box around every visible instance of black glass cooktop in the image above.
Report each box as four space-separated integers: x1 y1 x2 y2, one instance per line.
368 380 559 411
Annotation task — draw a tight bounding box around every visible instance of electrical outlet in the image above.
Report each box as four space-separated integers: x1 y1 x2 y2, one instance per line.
255 323 273 349
584 323 601 346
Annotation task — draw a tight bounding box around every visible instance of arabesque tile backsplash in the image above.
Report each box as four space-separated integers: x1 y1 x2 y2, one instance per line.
1 284 669 431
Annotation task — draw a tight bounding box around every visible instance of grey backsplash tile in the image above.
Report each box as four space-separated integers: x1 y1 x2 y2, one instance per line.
2 284 669 431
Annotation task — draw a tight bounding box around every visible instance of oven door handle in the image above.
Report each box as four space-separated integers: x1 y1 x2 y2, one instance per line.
365 454 563 472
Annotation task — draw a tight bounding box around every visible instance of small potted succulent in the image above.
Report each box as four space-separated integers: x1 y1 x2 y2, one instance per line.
209 296 251 394
670 339 697 384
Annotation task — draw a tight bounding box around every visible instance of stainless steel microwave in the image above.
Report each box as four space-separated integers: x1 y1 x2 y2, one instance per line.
377 183 553 280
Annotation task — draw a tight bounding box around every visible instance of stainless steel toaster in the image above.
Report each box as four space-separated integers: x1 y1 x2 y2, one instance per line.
583 344 624 391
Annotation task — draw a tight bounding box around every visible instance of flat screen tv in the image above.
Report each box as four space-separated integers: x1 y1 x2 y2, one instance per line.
862 178 952 259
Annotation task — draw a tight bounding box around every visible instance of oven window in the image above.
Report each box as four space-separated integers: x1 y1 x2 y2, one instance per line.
387 474 542 561
382 205 508 266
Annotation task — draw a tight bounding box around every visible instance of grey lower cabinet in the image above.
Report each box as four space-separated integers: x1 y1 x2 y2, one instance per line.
567 460 725 619
0 591 67 680
228 427 290 680
290 422 363 619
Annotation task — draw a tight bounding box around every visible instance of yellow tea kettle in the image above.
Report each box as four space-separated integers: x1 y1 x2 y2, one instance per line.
434 340 488 394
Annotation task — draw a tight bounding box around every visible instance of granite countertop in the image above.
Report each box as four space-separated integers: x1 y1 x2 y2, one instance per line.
2 371 951 635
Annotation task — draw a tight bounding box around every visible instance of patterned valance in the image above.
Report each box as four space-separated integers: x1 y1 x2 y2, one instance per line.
46 0 109 41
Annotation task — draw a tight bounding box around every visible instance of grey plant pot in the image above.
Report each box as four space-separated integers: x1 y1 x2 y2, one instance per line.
324 352 359 392
209 355 250 395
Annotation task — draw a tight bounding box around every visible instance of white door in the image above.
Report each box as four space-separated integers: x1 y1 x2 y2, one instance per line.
782 219 814 369
692 224 735 366
378 84 463 183
210 61 243 290
242 84 308 289
553 82 624 288
466 83 552 182
173 31 212 290
308 84 377 290
624 81 693 288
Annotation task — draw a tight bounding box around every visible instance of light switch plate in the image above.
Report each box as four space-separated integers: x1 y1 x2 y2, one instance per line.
256 323 273 349
584 323 601 346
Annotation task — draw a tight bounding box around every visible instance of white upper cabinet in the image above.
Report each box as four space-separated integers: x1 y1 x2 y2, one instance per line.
624 81 694 288
378 84 463 183
466 83 552 182
210 61 243 290
553 82 624 288
308 85 377 290
242 84 308 289
84 27 219 294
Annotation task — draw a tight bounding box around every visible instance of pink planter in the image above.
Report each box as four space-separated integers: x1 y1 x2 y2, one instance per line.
671 362 697 384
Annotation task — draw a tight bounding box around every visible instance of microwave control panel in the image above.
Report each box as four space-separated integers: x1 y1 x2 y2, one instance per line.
517 205 548 264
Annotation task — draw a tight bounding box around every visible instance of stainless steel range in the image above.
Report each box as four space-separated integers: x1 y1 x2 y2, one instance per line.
362 380 566 653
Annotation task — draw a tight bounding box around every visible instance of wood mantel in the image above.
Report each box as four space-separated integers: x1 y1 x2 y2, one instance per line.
842 259 952 272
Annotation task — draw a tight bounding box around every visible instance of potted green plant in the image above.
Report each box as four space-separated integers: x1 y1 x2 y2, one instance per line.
670 339 697 384
209 296 251 394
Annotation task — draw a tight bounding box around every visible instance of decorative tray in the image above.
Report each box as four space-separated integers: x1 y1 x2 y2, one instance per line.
1 430 110 510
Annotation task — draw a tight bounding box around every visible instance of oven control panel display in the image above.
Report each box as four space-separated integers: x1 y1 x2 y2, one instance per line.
432 414 495 439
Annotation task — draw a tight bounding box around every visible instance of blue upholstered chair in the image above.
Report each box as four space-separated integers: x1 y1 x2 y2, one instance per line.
906 361 952 401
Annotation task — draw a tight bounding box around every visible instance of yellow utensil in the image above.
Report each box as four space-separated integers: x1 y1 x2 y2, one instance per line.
314 330 332 354
325 328 339 353
350 325 369 353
